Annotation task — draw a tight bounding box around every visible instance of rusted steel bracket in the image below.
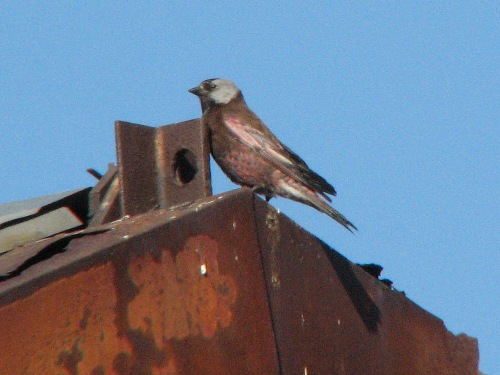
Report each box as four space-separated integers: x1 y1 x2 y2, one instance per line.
88 164 121 226
89 119 212 226
115 119 212 217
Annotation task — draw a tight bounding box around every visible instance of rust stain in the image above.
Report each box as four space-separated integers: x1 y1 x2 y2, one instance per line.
0 232 237 375
109 233 237 373
0 262 130 375
265 208 281 289
128 234 237 346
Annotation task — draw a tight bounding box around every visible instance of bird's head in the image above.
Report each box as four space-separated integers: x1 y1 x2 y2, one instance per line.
189 78 240 105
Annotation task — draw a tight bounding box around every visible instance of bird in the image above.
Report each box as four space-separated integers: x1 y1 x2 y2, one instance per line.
189 78 357 232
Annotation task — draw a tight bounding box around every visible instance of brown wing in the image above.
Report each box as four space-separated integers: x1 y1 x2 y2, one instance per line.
223 113 337 198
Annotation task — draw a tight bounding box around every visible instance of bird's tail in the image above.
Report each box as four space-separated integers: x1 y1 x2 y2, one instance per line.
279 180 357 232
313 198 358 233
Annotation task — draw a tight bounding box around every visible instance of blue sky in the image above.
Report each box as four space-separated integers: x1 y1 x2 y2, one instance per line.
1 2 498 372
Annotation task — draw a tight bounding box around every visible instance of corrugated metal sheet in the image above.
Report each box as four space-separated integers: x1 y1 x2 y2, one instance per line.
0 188 90 254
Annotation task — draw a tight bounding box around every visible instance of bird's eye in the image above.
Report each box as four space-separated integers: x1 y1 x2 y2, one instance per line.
201 82 217 91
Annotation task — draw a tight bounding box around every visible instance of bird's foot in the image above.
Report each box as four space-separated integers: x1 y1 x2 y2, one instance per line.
252 185 275 202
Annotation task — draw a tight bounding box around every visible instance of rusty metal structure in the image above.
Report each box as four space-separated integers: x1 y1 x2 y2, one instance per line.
0 119 479 374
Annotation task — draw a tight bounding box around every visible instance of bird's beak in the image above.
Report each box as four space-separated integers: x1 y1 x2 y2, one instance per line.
188 86 203 96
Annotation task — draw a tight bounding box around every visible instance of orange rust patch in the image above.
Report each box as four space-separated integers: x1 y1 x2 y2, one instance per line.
128 234 237 346
0 262 131 375
0 234 237 374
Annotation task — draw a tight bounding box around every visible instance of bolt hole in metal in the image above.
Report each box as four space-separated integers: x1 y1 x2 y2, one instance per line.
173 148 198 185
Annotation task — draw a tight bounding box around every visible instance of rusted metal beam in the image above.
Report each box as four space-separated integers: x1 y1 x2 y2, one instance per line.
0 189 478 374
254 197 479 375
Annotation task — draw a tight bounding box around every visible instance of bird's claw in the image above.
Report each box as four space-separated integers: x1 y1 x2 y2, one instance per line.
252 185 275 202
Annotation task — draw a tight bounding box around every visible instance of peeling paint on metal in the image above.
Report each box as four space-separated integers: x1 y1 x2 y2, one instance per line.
126 234 237 343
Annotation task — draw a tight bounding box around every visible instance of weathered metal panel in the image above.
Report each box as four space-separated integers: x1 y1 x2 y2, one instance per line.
253 196 479 375
0 227 110 279
0 188 90 254
0 190 279 375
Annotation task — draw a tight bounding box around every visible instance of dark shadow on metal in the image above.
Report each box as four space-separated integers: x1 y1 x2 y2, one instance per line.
0 237 73 280
320 242 381 333
0 229 109 280
0 188 90 231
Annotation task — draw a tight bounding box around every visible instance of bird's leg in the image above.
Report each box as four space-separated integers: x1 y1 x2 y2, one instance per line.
251 185 265 193
252 185 275 202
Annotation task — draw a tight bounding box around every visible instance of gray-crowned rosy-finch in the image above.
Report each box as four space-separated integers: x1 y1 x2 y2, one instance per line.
189 78 357 232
